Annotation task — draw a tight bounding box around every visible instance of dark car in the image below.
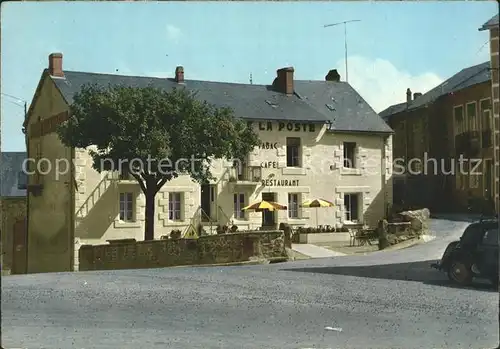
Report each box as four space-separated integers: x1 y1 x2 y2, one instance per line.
431 218 499 287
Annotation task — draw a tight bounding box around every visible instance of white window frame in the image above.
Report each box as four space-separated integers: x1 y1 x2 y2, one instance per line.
453 105 465 135
344 193 361 223
469 160 481 189
479 98 492 129
169 192 183 221
233 193 246 220
466 101 477 131
288 193 300 219
286 137 301 168
343 142 357 168
119 192 134 222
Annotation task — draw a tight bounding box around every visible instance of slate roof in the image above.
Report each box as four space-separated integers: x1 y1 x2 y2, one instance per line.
50 70 392 134
379 102 407 120
479 14 499 30
0 152 27 198
379 61 491 119
294 80 393 133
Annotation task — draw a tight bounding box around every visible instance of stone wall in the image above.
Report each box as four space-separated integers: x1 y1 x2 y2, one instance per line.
1 197 27 272
78 230 286 271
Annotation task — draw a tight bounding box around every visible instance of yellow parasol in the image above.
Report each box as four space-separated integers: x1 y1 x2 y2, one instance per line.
242 200 288 211
301 198 335 226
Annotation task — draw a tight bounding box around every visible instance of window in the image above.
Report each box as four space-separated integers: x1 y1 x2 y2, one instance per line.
343 142 356 168
454 106 464 134
482 228 498 246
233 193 245 219
288 193 300 219
286 137 301 167
119 192 134 222
466 102 477 131
169 192 182 221
469 174 479 189
480 99 491 130
469 160 480 189
344 193 360 222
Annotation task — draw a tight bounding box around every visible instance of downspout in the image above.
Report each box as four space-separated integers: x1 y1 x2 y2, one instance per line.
382 135 388 217
70 146 75 271
22 104 30 274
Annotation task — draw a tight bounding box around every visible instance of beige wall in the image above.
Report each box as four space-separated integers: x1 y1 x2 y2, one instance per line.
26 76 74 273
1 197 26 272
73 122 392 256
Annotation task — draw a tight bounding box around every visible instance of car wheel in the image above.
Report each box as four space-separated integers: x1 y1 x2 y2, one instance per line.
447 260 473 286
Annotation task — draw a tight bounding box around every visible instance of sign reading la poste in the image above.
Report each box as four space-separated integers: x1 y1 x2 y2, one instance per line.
248 121 316 132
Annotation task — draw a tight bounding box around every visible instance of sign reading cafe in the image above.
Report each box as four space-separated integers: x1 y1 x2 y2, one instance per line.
247 121 316 132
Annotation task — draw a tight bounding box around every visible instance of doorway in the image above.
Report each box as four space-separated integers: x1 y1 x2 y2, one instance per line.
261 192 276 227
12 218 27 274
201 184 215 222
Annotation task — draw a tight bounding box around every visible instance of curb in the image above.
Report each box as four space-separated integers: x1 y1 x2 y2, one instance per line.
169 258 273 268
383 234 435 251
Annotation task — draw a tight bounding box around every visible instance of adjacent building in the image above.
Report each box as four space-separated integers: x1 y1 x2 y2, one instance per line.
0 152 27 274
479 14 499 213
23 53 393 273
380 62 493 212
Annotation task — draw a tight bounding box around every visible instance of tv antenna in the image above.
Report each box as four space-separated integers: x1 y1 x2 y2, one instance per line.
324 19 361 83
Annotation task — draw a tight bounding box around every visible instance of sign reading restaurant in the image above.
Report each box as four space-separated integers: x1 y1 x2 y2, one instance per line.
261 179 300 187
248 121 316 132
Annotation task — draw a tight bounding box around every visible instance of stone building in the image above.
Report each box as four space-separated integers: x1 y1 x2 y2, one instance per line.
0 152 27 274
23 53 393 273
380 62 494 212
479 14 499 213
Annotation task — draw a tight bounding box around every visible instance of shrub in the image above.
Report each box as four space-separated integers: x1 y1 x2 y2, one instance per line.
170 229 182 239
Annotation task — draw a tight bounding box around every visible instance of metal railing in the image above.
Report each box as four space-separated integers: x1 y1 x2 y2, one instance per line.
228 165 262 183
217 205 232 226
75 173 115 219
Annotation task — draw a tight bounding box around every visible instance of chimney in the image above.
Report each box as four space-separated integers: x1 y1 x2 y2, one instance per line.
325 69 341 82
406 88 412 103
273 67 294 95
48 53 64 77
413 92 422 100
175 66 184 83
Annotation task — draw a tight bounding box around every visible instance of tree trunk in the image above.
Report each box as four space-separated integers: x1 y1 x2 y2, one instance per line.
144 188 156 240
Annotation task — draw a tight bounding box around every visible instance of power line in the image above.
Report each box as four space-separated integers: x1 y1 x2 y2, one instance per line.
1 92 26 103
1 93 28 127
324 19 361 83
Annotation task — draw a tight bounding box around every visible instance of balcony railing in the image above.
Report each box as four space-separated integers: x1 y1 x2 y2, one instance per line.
455 131 480 157
229 165 262 184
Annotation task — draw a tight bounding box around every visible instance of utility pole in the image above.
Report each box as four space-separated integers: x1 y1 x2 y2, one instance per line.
324 19 361 83
249 73 253 85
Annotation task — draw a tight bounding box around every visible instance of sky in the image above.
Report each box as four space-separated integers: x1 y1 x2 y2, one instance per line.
1 1 498 151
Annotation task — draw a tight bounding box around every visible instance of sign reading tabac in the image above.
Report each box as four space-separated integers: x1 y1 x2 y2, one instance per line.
261 179 300 187
250 121 316 132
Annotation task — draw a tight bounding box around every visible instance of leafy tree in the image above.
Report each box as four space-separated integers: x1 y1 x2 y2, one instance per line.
58 84 260 240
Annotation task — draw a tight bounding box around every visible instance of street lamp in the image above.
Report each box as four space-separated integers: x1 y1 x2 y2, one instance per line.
324 19 361 83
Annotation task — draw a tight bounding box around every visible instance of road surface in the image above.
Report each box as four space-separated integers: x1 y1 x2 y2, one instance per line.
2 217 498 349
